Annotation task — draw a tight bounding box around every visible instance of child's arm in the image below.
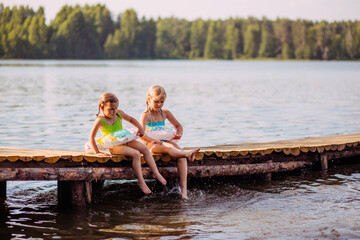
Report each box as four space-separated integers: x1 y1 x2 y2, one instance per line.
139 111 163 145
164 109 183 139
89 118 111 156
118 110 145 137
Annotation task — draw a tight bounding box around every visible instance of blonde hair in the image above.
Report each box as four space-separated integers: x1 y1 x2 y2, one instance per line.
146 85 167 108
97 92 119 116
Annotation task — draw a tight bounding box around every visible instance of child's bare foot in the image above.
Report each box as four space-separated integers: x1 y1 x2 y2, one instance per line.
137 181 152 194
186 148 200 162
153 173 167 185
180 191 188 199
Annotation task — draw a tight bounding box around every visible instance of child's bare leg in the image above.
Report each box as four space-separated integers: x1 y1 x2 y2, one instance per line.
166 142 188 197
110 145 151 194
177 158 188 199
167 141 200 162
150 142 191 198
151 142 200 162
151 142 187 158
186 148 201 162
127 140 167 185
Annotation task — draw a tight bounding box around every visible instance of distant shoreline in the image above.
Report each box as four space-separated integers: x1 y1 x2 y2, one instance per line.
0 58 359 62
1 4 359 61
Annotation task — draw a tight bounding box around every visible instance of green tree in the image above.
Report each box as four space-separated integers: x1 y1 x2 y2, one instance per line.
273 19 294 59
204 20 224 59
83 4 114 49
352 21 360 58
305 25 317 59
155 18 172 58
55 8 102 58
223 19 239 59
233 18 245 57
104 9 140 58
189 19 208 58
330 33 346 60
0 5 35 58
28 7 48 58
155 17 190 58
119 9 140 58
174 19 191 58
315 21 332 60
243 24 260 58
1 4 359 60
137 17 156 58
104 30 122 58
49 5 75 58
292 20 308 59
344 21 360 59
259 18 276 58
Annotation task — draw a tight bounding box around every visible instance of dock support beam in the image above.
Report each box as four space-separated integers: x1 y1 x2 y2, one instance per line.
0 181 6 199
320 154 328 171
263 160 273 181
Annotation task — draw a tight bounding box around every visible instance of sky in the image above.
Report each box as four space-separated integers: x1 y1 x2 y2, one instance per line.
3 0 360 23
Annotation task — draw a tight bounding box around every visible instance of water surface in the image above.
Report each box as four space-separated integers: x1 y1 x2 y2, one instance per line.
0 60 360 239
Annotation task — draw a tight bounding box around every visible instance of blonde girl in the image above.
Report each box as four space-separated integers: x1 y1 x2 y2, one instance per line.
89 92 167 194
140 85 200 199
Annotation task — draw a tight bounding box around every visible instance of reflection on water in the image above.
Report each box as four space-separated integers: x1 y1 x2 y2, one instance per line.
1 60 360 239
2 163 360 239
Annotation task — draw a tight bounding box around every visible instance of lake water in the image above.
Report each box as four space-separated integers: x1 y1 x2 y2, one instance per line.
0 60 360 239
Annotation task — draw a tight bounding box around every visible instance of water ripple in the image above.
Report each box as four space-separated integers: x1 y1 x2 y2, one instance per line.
1 60 360 239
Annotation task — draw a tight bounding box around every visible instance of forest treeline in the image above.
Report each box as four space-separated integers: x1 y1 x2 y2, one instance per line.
1 4 359 60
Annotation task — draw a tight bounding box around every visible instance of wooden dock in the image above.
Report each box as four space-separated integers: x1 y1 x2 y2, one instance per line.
1 133 360 207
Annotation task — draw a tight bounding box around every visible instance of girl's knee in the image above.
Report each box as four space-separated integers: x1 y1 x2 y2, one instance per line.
139 144 151 154
129 150 141 159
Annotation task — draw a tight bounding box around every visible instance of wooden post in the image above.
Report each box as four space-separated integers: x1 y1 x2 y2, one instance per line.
71 181 87 208
58 181 72 209
263 161 272 181
0 181 8 237
0 200 10 240
58 181 93 208
84 181 92 204
264 173 272 182
320 153 328 171
0 181 6 199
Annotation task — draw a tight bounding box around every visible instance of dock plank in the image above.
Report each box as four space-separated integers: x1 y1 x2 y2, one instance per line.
0 134 360 163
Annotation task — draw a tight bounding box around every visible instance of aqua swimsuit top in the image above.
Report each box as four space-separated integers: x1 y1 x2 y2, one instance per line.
99 112 123 136
146 109 165 127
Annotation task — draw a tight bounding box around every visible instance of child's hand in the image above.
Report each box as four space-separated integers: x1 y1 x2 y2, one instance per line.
173 134 182 139
151 139 163 145
96 152 111 157
137 128 145 137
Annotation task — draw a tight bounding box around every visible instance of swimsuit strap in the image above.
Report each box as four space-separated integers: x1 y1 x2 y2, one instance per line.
148 108 164 124
99 112 121 123
148 107 153 125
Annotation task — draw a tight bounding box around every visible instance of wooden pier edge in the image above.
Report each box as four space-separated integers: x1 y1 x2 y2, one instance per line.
0 133 359 207
0 161 312 181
